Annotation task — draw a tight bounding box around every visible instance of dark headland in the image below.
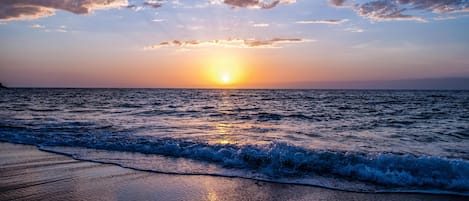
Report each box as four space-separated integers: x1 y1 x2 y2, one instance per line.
0 83 6 88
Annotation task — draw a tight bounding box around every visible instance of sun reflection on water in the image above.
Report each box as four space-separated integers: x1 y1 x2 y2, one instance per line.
214 123 235 145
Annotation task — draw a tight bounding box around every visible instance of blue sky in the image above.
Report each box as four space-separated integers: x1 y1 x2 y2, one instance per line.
0 0 468 88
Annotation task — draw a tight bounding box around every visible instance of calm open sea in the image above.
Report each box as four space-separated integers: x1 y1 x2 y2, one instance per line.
0 89 468 195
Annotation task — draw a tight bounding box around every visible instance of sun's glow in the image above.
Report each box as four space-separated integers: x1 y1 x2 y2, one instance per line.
202 53 246 87
221 74 231 84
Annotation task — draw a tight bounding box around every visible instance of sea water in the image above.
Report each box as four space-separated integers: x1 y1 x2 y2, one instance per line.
0 89 468 195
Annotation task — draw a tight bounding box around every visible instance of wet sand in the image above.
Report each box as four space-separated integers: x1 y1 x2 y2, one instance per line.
0 142 466 201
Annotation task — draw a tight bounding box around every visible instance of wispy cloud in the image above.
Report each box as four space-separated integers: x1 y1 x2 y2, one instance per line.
433 14 469 21
0 0 129 21
30 23 67 33
152 19 166 22
210 0 296 9
345 27 364 33
145 37 312 50
329 0 469 22
253 23 270 27
40 25 69 33
176 25 204 30
53 28 67 33
296 19 348 24
31 24 45 28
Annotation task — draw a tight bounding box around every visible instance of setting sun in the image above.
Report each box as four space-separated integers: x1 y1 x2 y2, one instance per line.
221 74 231 84
202 53 247 87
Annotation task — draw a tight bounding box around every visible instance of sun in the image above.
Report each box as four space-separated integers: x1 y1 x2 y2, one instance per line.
221 74 231 84
202 53 246 87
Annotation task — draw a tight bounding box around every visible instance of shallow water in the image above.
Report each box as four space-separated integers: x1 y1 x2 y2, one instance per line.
0 89 468 195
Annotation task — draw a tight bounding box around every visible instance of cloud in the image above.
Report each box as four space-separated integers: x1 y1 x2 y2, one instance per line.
354 0 428 22
329 0 469 22
31 23 45 28
29 23 70 32
145 37 311 50
0 0 129 21
143 0 163 8
296 19 349 24
329 0 348 7
223 0 279 9
125 4 145 11
152 18 166 22
210 0 296 9
345 27 365 32
253 23 270 27
125 0 165 11
44 29 67 32
176 25 204 30
433 14 469 20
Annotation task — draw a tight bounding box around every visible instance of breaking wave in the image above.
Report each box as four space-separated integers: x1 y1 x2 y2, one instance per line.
1 131 468 195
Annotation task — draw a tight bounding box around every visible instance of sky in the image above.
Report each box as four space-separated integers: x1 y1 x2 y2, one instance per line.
0 0 469 88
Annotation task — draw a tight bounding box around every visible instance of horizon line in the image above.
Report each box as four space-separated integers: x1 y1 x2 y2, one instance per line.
2 77 469 90
2 87 469 91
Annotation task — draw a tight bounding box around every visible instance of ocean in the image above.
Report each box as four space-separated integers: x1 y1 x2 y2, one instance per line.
0 89 468 195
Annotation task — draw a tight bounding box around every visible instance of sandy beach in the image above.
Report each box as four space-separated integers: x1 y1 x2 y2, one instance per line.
0 142 466 201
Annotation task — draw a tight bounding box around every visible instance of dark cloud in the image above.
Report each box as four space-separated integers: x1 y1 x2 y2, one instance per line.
355 0 427 21
126 0 163 11
145 37 310 49
329 0 348 7
329 0 469 21
218 0 295 9
0 0 128 21
399 0 469 13
223 0 279 9
143 0 163 8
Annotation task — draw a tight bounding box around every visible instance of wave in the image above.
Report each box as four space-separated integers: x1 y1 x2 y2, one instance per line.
28 108 62 112
0 131 468 195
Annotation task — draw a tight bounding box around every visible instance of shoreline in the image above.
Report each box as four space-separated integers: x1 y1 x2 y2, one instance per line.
1 142 467 201
33 145 469 197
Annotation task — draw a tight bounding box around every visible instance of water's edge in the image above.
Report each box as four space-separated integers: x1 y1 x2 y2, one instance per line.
3 141 466 196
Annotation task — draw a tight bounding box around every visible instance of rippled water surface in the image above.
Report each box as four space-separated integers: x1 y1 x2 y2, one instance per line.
1 89 468 195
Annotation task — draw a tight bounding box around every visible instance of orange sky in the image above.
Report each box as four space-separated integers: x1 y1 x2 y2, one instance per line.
1 1 468 88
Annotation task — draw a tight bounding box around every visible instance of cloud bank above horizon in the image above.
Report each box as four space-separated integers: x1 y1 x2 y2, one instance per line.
144 38 311 50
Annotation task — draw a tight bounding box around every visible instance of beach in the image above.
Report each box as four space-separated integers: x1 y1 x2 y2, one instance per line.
0 142 466 201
